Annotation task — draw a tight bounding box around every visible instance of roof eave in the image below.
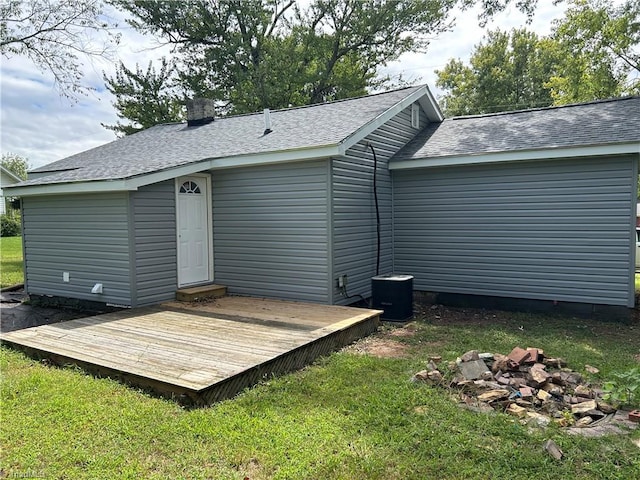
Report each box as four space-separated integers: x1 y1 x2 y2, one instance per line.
5 179 130 197
389 141 640 170
6 144 342 197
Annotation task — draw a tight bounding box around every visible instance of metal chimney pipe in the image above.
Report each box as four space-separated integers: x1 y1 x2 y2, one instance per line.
263 108 272 135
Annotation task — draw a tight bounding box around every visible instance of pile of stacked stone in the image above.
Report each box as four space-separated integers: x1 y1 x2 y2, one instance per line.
413 347 616 427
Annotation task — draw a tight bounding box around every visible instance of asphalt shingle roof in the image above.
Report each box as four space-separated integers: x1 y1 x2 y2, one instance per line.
394 96 640 161
23 85 423 187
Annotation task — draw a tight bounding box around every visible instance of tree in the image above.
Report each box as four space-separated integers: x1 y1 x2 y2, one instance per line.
546 0 639 104
105 0 539 133
0 0 120 99
103 59 185 136
436 29 557 115
1 153 30 180
436 0 639 116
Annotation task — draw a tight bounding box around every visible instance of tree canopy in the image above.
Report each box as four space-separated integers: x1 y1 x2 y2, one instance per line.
547 0 639 104
436 0 640 116
102 58 185 135
436 29 558 115
103 0 539 135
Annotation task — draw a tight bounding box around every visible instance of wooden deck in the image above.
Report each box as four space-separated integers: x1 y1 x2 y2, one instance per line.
1 297 381 405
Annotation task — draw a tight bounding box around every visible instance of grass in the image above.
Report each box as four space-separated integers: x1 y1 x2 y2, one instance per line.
0 236 23 287
1 308 639 479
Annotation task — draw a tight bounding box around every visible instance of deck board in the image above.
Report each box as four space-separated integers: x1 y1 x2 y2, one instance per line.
1 297 381 404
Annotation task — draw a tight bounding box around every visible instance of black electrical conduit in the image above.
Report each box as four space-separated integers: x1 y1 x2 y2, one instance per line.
369 142 381 277
339 142 381 305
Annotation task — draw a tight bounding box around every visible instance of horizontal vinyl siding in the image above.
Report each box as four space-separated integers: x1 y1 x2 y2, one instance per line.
393 156 636 307
332 104 426 304
213 161 329 303
132 180 177 306
23 193 132 305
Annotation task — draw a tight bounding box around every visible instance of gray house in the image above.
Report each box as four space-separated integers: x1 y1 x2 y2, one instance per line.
8 86 441 308
7 87 640 311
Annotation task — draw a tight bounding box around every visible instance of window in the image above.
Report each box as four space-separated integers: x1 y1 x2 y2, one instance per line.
179 180 201 194
411 103 420 129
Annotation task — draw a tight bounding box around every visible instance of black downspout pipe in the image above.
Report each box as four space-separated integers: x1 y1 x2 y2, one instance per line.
369 143 381 276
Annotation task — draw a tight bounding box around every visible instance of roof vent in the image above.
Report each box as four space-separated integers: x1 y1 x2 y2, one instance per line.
263 108 272 135
186 98 216 126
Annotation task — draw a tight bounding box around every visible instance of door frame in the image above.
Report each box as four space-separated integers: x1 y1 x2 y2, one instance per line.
175 173 214 287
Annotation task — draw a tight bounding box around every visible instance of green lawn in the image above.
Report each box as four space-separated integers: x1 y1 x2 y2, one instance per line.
2 308 639 479
0 236 23 287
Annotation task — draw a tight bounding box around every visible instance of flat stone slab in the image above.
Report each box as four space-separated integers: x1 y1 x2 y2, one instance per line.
566 410 639 437
459 359 491 380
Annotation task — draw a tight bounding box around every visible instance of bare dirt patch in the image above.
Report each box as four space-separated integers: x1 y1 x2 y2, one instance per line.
345 321 447 358
344 336 410 358
387 323 419 338
344 322 424 357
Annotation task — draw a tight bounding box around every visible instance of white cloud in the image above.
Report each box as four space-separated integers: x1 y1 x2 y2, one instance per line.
0 4 171 169
0 62 118 168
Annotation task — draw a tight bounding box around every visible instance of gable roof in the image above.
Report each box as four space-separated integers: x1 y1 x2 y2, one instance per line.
8 85 442 196
391 96 640 170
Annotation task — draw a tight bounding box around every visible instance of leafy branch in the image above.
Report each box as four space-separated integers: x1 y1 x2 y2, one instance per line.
0 0 121 99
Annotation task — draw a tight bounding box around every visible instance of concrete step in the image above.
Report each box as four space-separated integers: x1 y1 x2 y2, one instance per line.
176 284 227 302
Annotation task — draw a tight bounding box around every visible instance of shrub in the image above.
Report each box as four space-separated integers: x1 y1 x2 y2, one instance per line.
0 214 21 237
603 367 640 409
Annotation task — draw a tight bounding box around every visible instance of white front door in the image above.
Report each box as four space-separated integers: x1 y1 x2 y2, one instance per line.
176 175 211 286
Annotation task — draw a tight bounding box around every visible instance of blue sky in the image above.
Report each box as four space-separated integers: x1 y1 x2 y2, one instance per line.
0 2 566 170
